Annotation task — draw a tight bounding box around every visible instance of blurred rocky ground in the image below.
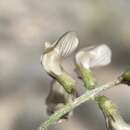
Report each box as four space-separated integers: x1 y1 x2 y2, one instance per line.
0 0 130 130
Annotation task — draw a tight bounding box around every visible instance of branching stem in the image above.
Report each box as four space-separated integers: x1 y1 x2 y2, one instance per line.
39 79 120 130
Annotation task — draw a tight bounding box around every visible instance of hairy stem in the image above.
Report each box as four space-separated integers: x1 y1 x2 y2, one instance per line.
78 67 95 90
39 79 120 130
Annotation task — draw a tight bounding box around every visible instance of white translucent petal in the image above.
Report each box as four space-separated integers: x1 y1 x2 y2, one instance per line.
75 44 112 69
41 51 62 75
75 50 90 69
55 31 79 57
89 44 112 68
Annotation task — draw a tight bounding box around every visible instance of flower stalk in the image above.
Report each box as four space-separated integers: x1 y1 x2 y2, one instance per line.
40 32 130 130
39 79 120 130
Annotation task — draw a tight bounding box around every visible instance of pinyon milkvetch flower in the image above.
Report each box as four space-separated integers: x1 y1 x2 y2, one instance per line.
75 44 112 69
75 44 112 89
41 32 79 94
46 81 74 123
96 96 130 130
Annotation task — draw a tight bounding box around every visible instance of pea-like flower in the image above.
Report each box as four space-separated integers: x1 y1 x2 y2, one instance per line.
41 32 79 94
46 81 74 123
96 96 130 130
75 44 112 69
75 44 112 89
41 31 79 76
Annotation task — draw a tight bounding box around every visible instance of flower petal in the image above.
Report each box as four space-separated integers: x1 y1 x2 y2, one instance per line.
89 44 112 67
75 44 112 69
41 32 79 76
55 31 79 57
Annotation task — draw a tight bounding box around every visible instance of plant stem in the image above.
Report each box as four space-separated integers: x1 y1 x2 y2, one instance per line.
39 79 120 130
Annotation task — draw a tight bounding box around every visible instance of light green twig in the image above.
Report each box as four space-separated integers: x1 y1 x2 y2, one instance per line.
39 79 120 130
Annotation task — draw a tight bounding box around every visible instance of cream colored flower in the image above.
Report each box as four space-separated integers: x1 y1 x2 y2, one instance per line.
75 44 112 69
41 31 79 76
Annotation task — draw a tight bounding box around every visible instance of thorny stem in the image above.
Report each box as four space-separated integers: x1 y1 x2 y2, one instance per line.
39 79 120 130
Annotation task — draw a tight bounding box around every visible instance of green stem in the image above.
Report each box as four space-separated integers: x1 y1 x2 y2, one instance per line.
78 66 122 129
39 79 120 130
77 66 113 121
78 67 124 129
